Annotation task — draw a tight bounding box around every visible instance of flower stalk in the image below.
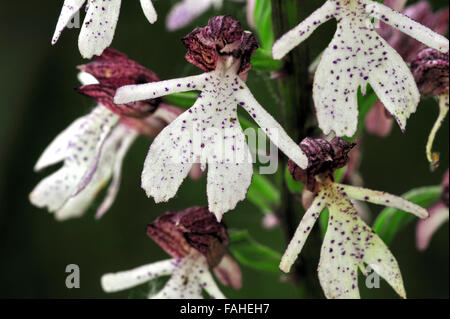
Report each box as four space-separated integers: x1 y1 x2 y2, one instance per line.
270 0 322 298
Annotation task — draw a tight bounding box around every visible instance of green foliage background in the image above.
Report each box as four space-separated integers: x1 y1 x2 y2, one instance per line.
0 0 448 298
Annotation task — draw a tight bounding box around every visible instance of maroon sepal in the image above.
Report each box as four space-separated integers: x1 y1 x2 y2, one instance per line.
147 207 229 268
288 137 356 192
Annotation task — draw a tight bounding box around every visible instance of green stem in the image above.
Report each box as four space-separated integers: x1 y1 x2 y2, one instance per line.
271 0 323 298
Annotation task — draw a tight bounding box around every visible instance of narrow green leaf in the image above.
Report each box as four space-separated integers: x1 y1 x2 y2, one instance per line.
373 186 441 244
253 0 274 49
284 166 303 195
247 173 280 214
229 230 282 273
251 49 283 72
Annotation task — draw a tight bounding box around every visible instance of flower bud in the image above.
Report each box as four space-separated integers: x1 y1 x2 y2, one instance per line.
288 137 356 192
77 48 161 117
182 15 258 75
410 48 449 97
147 207 229 268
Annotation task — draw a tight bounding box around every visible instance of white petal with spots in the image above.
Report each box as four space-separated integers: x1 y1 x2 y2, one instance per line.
101 259 177 293
54 124 136 221
114 73 209 104
280 195 325 273
235 80 308 169
272 0 448 137
96 126 138 219
338 183 429 218
150 253 222 299
78 0 122 59
34 116 88 172
272 1 336 60
365 0 449 53
313 2 419 136
30 106 119 212
319 184 405 299
51 0 86 45
118 69 305 217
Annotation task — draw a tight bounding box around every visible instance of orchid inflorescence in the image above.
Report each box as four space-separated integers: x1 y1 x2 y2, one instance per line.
31 0 449 299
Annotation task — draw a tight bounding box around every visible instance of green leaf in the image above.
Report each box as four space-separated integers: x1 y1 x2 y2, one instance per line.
163 92 198 109
319 208 330 235
284 166 303 195
253 0 274 49
247 173 280 214
229 230 282 273
373 186 441 244
251 49 283 72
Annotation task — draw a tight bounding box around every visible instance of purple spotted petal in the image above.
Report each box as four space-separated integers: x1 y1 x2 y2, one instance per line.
273 0 449 137
30 106 119 213
318 183 406 299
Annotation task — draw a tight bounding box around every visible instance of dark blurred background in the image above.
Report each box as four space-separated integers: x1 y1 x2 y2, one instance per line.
0 0 448 298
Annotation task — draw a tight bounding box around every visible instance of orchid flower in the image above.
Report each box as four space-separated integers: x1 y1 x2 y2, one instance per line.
114 16 308 221
52 0 157 58
281 137 429 299
410 49 449 169
417 171 449 251
272 0 450 137
101 207 241 299
166 0 250 31
30 49 175 220
366 0 449 137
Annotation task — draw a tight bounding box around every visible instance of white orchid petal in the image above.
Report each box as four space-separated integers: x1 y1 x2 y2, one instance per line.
96 127 138 218
206 125 253 221
416 203 449 251
235 81 308 169
318 205 361 299
77 71 99 86
59 125 135 220
367 41 420 133
51 0 86 45
166 0 213 31
314 16 419 137
280 195 325 273
319 187 406 299
337 183 429 219
140 0 157 24
274 0 435 137
361 225 407 299
365 0 449 53
114 73 208 104
78 0 122 59
101 259 177 293
30 106 119 212
151 253 207 299
199 270 226 299
141 108 196 204
34 116 87 172
272 1 336 59
140 71 287 216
